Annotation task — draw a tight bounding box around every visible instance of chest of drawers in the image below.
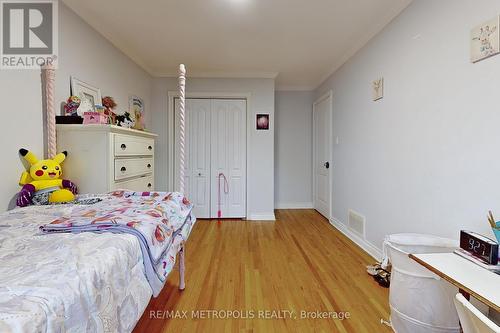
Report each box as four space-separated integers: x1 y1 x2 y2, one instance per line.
56 124 158 193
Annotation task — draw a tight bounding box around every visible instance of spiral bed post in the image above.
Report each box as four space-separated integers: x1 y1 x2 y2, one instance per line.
178 64 187 194
43 63 57 159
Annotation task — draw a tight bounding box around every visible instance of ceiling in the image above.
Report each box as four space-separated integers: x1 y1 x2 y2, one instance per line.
62 0 412 90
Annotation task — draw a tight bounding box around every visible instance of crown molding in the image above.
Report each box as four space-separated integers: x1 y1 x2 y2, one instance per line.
155 71 279 79
275 84 315 92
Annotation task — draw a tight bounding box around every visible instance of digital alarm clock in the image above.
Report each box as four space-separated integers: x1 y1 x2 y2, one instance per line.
460 230 499 265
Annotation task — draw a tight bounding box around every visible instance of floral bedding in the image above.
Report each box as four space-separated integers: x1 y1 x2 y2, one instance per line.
0 191 195 333
40 191 195 296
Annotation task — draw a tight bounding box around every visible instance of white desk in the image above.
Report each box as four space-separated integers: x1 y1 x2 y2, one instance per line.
410 253 500 312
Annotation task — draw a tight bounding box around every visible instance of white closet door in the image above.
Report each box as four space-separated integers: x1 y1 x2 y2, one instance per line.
210 99 247 218
175 98 211 218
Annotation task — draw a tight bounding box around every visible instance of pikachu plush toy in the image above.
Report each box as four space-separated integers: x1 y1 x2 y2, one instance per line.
17 148 78 207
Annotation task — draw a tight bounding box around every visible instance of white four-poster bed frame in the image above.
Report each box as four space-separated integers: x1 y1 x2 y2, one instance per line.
42 63 189 291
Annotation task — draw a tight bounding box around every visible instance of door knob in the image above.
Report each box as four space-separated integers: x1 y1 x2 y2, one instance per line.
324 162 330 169
198 173 202 176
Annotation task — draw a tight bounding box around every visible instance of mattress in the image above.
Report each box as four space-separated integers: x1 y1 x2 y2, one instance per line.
0 203 192 333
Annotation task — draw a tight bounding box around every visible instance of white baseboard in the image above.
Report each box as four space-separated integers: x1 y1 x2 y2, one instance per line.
329 217 382 261
247 213 276 221
275 202 313 209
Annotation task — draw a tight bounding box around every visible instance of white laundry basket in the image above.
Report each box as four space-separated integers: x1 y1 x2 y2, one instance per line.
383 233 460 333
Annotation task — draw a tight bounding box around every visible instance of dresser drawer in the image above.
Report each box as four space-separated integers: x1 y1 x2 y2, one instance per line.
114 158 153 181
114 134 154 156
112 175 154 192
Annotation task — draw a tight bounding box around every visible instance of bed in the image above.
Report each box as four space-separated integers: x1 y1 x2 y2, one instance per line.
0 191 195 332
0 65 192 332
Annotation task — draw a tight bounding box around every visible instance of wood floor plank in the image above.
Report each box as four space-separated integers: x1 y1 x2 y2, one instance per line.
133 209 391 332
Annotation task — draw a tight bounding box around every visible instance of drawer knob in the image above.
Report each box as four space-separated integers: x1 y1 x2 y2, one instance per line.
120 144 127 150
147 183 152 188
147 164 152 168
148 145 153 150
120 166 126 172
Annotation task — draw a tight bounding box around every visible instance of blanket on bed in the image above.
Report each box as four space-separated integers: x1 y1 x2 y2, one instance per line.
40 191 195 296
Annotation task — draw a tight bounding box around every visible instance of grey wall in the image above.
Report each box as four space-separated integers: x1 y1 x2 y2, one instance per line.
0 3 153 211
275 91 314 208
56 4 153 127
151 77 276 219
315 0 500 250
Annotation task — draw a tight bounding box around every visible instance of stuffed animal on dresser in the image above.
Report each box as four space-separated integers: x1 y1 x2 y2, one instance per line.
17 148 78 207
116 111 134 128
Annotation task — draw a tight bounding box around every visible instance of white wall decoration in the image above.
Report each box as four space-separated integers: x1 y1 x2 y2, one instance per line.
471 16 500 63
372 77 384 101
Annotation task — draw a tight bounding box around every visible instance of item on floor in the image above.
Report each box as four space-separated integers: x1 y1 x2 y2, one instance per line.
116 111 134 128
63 95 81 116
374 270 390 288
17 148 78 207
366 262 391 288
383 233 460 333
102 96 117 124
366 263 381 275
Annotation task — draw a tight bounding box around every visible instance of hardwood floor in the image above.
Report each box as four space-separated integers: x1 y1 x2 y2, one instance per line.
133 209 391 332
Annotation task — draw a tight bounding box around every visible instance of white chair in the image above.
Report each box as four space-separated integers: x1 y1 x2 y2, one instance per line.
454 294 500 333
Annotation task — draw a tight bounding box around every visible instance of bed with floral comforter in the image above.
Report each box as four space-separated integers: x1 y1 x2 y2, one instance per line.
0 191 196 333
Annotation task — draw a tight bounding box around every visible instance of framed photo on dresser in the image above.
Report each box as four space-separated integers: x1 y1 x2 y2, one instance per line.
70 77 101 113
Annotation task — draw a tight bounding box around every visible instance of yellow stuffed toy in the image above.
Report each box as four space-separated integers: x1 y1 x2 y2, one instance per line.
17 148 78 207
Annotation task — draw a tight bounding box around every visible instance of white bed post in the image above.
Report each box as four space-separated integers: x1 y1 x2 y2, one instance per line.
178 64 187 291
43 62 57 159
178 64 186 194
178 246 186 290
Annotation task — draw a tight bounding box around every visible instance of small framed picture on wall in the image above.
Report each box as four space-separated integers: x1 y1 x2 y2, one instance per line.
256 114 269 130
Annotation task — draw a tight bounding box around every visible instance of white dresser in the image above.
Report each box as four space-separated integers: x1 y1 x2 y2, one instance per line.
56 124 158 194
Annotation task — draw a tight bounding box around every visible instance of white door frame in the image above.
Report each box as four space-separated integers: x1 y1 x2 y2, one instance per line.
312 90 333 219
167 91 252 219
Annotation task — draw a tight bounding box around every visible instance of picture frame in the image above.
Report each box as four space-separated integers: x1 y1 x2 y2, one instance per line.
471 16 500 63
70 77 101 114
372 77 384 101
256 114 270 130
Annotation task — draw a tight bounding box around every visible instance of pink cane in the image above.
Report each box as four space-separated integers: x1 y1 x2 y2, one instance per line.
218 173 229 221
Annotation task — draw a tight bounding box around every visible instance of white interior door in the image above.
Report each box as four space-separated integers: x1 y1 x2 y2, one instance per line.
313 94 331 218
175 98 211 218
210 99 247 218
